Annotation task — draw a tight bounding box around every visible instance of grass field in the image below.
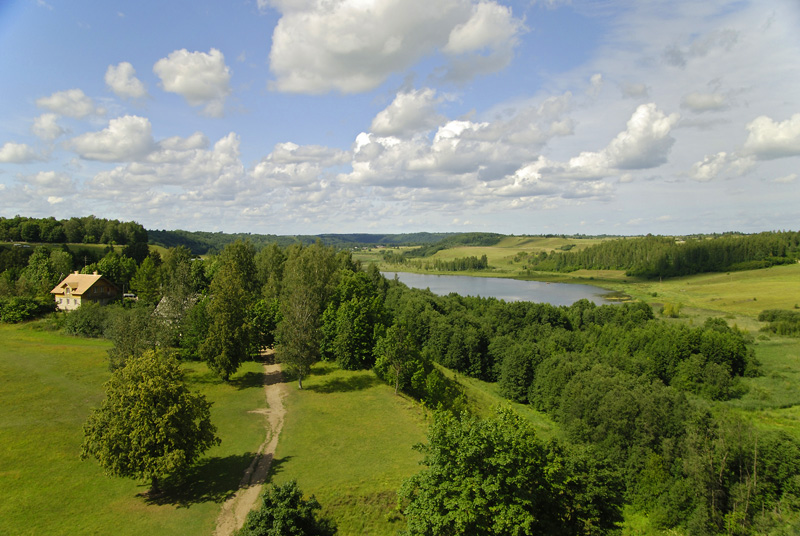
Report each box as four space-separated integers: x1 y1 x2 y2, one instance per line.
270 363 428 535
0 322 267 536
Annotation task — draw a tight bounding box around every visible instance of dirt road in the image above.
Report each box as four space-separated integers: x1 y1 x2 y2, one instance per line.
213 362 288 536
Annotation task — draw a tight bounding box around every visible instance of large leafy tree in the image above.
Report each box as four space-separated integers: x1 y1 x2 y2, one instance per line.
81 351 220 492
399 408 622 536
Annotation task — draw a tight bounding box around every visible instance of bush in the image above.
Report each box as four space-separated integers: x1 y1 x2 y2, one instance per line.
237 480 336 536
0 296 53 323
63 301 108 337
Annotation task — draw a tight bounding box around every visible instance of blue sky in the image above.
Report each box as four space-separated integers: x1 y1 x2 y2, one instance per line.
1 0 799 235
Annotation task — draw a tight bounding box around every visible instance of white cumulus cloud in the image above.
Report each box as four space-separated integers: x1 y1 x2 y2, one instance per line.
35 88 104 118
31 113 66 141
742 113 800 160
69 115 155 162
370 88 445 137
105 62 148 100
268 0 523 94
0 142 40 163
153 49 231 117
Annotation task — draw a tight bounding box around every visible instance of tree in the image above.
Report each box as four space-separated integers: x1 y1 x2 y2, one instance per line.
200 241 257 380
374 321 419 395
129 256 160 304
276 242 339 389
237 480 337 536
81 351 219 492
399 408 622 536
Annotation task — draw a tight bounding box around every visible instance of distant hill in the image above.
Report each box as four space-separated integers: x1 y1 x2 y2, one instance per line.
147 229 455 255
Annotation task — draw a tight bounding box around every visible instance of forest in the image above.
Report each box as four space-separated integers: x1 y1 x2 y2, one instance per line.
524 232 800 279
2 219 800 534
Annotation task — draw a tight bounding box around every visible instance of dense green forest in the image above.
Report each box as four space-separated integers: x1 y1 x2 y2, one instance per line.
0 215 147 246
525 232 800 279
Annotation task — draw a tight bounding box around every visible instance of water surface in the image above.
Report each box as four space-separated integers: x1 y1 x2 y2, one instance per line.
383 272 617 306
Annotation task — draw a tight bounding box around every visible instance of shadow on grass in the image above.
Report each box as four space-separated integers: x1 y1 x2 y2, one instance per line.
310 364 338 376
229 371 266 390
305 373 382 394
142 453 255 507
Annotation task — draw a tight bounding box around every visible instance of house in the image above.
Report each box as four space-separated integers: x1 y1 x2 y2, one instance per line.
50 271 120 311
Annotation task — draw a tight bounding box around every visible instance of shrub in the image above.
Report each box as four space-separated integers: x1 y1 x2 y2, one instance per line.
63 301 108 337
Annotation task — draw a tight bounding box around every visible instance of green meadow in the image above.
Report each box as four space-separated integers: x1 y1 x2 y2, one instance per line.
0 323 266 536
271 364 428 535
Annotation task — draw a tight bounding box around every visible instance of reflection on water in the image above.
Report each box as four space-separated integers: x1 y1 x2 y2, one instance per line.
382 272 618 306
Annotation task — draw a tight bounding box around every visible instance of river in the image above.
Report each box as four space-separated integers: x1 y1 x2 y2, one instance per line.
382 272 620 306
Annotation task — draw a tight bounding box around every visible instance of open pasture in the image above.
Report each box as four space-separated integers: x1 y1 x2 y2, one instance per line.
270 363 427 535
0 323 266 536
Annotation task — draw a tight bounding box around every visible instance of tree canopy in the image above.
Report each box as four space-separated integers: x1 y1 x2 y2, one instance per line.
81 350 220 491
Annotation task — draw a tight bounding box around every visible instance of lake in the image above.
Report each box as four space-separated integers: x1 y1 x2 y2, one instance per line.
382 272 620 306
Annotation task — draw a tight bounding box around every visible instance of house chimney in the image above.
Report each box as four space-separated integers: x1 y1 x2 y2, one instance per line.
93 271 98 275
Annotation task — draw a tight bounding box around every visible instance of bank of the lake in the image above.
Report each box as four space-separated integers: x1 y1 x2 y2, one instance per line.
382 271 624 306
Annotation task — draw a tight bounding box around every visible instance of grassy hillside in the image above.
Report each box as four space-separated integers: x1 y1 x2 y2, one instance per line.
0 323 266 536
270 364 428 535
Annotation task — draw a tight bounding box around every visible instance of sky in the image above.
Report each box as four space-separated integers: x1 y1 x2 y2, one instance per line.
0 0 799 236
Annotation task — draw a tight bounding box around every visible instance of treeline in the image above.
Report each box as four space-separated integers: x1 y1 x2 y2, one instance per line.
148 229 454 255
381 251 489 272
0 215 147 246
526 232 800 278
429 254 489 271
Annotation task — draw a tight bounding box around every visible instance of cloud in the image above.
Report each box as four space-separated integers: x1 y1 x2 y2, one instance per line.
69 115 155 162
567 103 679 177
440 1 524 82
268 0 523 94
35 88 104 118
0 142 40 163
158 132 209 152
153 49 231 116
681 92 728 113
105 62 148 100
19 171 74 195
88 133 246 202
662 28 740 68
620 83 649 99
742 113 800 160
31 113 66 141
773 173 797 184
689 151 729 181
370 88 445 137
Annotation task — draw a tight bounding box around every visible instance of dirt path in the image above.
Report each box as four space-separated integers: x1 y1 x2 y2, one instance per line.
213 361 288 536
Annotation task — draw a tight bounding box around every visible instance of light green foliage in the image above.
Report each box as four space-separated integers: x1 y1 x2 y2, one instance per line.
255 242 286 300
105 304 160 370
399 408 623 536
200 241 257 380
237 480 337 536
374 321 420 394
81 350 220 491
88 250 137 289
277 242 340 388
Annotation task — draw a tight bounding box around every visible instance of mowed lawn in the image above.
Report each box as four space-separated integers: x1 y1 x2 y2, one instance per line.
0 322 267 536
271 363 428 535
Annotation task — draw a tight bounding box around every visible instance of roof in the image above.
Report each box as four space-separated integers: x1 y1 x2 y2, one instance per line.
50 272 119 296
